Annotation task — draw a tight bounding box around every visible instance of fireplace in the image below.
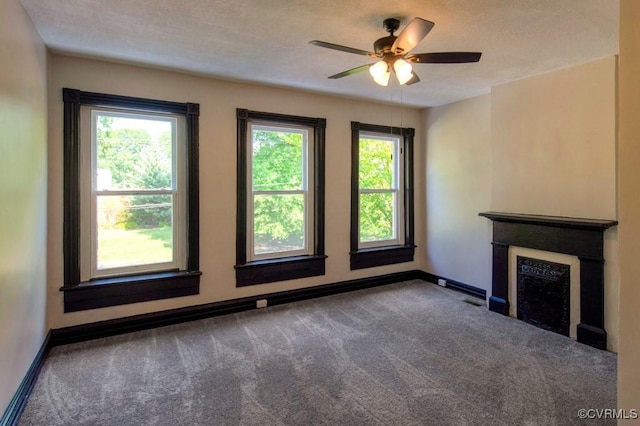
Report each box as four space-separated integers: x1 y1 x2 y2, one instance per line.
479 212 617 350
516 256 570 336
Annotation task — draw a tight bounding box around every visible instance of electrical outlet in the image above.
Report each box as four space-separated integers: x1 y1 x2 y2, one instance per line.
437 278 447 287
256 299 268 308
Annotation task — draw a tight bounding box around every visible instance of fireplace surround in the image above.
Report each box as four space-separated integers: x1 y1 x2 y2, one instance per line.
479 212 617 350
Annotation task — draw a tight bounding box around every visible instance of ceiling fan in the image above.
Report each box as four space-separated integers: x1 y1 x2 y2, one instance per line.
310 17 482 86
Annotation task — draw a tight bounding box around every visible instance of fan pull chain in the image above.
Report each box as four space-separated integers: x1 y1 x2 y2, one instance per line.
400 85 404 130
389 80 395 134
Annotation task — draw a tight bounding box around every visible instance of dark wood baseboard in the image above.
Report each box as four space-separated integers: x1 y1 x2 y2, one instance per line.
1 332 51 426
418 271 487 300
50 270 424 347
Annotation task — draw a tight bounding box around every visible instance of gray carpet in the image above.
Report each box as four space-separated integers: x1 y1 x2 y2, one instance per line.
19 280 616 425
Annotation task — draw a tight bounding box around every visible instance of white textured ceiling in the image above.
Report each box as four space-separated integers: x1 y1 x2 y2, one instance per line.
20 0 618 108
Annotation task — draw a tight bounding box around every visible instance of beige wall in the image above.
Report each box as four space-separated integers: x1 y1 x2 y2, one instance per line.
423 94 492 292
47 54 425 329
618 0 640 412
0 0 48 415
491 57 617 219
422 58 619 351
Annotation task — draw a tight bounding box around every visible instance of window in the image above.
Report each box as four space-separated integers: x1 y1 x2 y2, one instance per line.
236 109 326 286
81 109 185 278
357 134 404 248
248 123 313 260
61 89 201 312
350 122 415 270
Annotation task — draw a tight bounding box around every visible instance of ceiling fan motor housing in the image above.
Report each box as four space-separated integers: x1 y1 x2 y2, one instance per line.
374 36 397 54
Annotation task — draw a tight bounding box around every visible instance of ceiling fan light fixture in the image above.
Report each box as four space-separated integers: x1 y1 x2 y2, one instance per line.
393 59 414 85
369 61 390 86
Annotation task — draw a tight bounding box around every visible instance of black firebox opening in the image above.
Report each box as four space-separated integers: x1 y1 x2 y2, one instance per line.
517 256 570 336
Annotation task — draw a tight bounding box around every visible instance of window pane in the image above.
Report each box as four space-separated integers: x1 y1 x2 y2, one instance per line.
95 114 173 190
359 138 394 189
254 193 305 255
359 192 395 242
252 128 304 191
96 194 173 269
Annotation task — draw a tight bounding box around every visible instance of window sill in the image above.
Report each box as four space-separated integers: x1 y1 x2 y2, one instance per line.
60 270 201 313
235 255 327 287
350 245 416 270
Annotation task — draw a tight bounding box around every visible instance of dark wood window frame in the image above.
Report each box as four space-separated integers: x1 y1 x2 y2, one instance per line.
235 108 326 286
350 121 415 270
60 88 201 313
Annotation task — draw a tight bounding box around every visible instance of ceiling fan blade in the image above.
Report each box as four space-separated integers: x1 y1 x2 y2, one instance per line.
309 40 376 57
391 18 434 54
406 72 421 85
328 64 373 79
408 52 482 63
